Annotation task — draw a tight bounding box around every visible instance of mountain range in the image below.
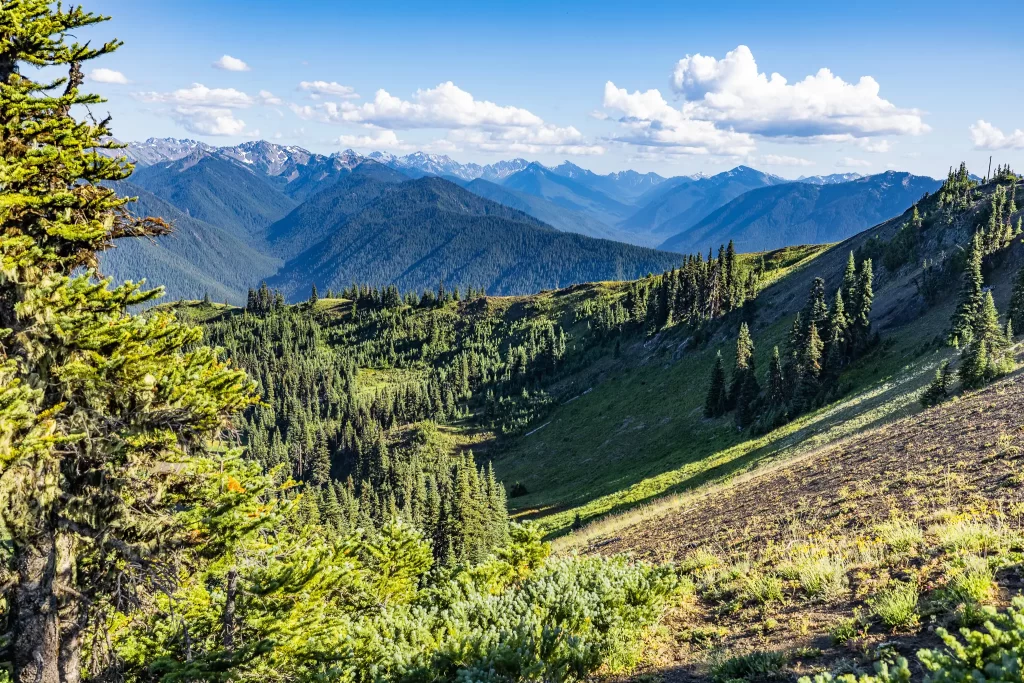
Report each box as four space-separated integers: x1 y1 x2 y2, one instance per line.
101 137 941 303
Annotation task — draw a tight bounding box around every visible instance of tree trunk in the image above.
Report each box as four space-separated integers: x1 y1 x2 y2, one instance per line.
12 530 81 683
222 569 238 652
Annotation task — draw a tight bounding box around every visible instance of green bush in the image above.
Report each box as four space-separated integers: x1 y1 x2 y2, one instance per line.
712 649 789 682
803 598 1024 682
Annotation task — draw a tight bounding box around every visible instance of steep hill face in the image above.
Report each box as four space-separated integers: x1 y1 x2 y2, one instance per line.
129 152 297 240
659 171 942 254
618 166 787 244
267 176 685 298
100 182 281 303
264 162 409 260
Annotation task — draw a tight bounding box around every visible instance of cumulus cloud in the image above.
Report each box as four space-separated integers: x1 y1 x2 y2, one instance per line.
601 82 755 155
334 82 544 129
137 83 257 136
837 157 871 168
970 120 1024 150
337 129 410 150
299 80 359 99
759 154 814 167
88 68 129 84
213 55 250 72
292 81 598 154
858 139 891 153
138 83 254 108
171 107 248 136
670 45 928 139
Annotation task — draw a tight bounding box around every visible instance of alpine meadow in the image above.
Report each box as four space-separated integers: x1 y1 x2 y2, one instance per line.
2 2 1024 683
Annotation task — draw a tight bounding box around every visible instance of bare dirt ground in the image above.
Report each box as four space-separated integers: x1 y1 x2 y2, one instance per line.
584 371 1024 682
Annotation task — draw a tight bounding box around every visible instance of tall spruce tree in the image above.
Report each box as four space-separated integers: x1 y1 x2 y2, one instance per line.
729 323 754 407
704 351 728 418
1009 264 1024 335
851 258 874 354
764 347 784 406
950 233 985 347
0 4 263 681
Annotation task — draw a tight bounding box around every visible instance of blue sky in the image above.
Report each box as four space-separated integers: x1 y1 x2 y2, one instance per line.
80 0 1024 178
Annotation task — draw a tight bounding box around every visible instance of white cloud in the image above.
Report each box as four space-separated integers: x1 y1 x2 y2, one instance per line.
171 107 248 136
670 45 928 139
88 68 129 84
337 129 411 150
970 120 1024 150
213 55 250 72
759 154 814 167
336 82 544 129
293 81 598 155
299 80 359 99
837 157 871 168
137 83 259 137
858 139 891 153
138 83 254 108
601 82 755 155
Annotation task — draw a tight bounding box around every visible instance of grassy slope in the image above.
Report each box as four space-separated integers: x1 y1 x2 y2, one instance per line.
587 356 1024 682
492 186 1024 537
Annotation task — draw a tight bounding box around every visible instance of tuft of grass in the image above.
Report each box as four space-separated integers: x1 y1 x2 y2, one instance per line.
874 518 924 554
780 548 848 600
680 548 721 575
712 649 789 682
943 555 996 625
743 572 786 606
930 518 1002 554
869 580 920 631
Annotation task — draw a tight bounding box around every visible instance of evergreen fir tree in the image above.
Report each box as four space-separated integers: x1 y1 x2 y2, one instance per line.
704 351 728 418
796 323 824 409
0 6 262 679
766 346 786 408
729 323 754 407
310 282 319 304
920 360 952 407
851 259 874 354
950 233 985 347
1009 264 1024 335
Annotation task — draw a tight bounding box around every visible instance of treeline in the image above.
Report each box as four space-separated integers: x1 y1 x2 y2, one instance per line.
577 240 769 340
705 253 877 431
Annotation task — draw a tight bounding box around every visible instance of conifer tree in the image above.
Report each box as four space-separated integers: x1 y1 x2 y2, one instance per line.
950 233 985 347
704 351 728 418
729 323 754 407
766 346 786 408
0 5 262 680
310 282 319 304
796 323 824 409
851 258 874 353
1009 264 1024 335
842 251 858 308
921 360 952 407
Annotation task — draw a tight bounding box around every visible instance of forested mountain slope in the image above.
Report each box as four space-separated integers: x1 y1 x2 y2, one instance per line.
99 182 281 302
130 152 297 240
660 171 942 254
267 176 687 298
